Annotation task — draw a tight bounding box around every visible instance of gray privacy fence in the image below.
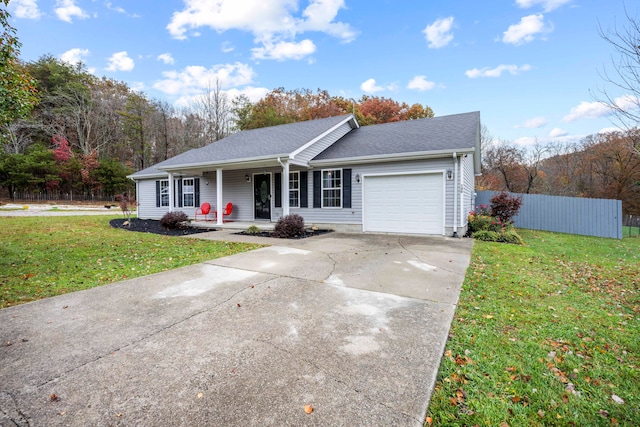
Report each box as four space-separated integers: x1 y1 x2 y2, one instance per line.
475 191 623 239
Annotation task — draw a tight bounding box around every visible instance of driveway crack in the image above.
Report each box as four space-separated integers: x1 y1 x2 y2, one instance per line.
0 391 30 427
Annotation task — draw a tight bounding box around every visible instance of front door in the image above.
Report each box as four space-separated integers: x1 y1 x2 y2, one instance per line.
254 173 271 220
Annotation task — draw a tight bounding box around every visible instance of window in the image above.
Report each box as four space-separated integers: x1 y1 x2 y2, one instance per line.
289 172 300 208
160 180 169 207
182 178 195 207
322 169 341 208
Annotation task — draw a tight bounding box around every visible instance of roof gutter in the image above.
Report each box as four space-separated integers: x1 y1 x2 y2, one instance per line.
310 147 475 167
158 153 291 172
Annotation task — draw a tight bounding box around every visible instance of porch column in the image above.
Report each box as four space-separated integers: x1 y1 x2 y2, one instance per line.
216 168 223 225
168 172 174 212
282 161 290 216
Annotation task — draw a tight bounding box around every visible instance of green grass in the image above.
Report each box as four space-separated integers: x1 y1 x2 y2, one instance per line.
0 216 261 309
427 230 639 426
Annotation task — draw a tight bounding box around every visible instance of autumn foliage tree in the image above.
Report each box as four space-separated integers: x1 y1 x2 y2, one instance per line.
233 88 434 131
0 0 39 129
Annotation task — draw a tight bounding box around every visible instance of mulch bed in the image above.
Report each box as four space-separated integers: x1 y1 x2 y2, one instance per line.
235 229 333 239
109 218 213 236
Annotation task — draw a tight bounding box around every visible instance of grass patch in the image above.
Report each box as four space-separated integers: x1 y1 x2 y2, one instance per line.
427 230 639 426
0 216 262 309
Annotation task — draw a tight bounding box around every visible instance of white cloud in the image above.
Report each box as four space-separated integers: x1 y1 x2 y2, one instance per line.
105 1 126 14
252 39 316 61
516 0 571 12
360 79 397 93
107 51 135 72
407 75 436 91
11 0 41 19
60 48 90 65
166 0 355 61
153 62 256 96
465 64 531 78
563 101 610 122
502 14 551 45
549 127 568 138
514 136 537 146
221 42 235 53
423 16 454 49
517 116 547 128
563 95 639 122
598 126 624 135
157 53 175 65
55 0 89 23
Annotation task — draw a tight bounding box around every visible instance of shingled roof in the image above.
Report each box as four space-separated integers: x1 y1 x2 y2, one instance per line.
312 111 480 162
129 111 480 178
130 114 353 178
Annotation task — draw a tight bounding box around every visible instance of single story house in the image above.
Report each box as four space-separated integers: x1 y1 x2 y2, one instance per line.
129 111 481 236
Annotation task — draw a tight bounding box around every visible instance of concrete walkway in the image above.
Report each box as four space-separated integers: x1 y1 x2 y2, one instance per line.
0 230 473 426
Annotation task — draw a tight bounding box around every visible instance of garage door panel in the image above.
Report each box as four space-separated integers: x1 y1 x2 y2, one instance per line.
363 173 443 235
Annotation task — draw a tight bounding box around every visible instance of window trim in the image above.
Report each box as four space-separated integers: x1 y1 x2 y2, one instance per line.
289 171 300 208
182 177 195 207
321 168 342 209
160 179 169 207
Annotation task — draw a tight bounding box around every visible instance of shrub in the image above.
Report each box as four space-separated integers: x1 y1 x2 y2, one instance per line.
472 230 500 242
245 225 261 234
490 192 523 224
115 193 136 223
472 229 524 245
273 214 305 238
468 214 494 233
160 211 189 229
497 230 525 245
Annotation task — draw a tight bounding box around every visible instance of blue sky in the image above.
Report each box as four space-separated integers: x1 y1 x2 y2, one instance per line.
9 0 640 146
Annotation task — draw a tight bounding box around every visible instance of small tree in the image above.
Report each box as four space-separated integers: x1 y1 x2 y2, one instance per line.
115 193 135 224
490 192 523 224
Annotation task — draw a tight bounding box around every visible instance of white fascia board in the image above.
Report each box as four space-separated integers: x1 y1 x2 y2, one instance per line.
289 114 356 161
158 154 291 172
310 148 476 167
127 172 168 180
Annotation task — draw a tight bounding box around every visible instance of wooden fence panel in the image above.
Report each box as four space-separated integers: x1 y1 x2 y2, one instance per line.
476 191 623 239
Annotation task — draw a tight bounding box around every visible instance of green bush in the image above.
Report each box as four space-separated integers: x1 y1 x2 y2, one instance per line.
245 225 261 234
472 229 524 245
273 214 305 238
471 230 500 242
160 211 189 229
496 229 525 245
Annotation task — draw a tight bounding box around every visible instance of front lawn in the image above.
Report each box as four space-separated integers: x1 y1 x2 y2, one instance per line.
427 230 639 426
0 216 261 309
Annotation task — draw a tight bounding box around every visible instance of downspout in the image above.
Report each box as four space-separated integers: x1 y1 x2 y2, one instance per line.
459 155 465 233
277 157 290 216
452 152 458 238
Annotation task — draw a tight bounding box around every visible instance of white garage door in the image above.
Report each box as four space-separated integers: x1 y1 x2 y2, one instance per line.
363 173 444 234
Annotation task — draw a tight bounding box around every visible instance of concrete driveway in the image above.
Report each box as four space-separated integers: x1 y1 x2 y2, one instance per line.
0 231 472 427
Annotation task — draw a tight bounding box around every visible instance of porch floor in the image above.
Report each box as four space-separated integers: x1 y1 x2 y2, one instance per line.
191 220 275 231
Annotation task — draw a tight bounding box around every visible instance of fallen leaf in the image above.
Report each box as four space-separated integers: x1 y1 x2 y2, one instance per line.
50 393 60 402
197 392 203 399
612 395 625 404
425 416 433 424
237 303 241 307
304 404 314 414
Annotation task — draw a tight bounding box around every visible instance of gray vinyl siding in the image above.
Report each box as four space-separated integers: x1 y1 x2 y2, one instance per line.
288 158 457 231
461 153 476 227
292 122 353 165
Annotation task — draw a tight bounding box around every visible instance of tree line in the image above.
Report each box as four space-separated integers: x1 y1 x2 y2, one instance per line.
0 54 434 200
480 128 640 215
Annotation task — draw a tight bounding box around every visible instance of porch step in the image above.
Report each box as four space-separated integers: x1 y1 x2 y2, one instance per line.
191 221 275 231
